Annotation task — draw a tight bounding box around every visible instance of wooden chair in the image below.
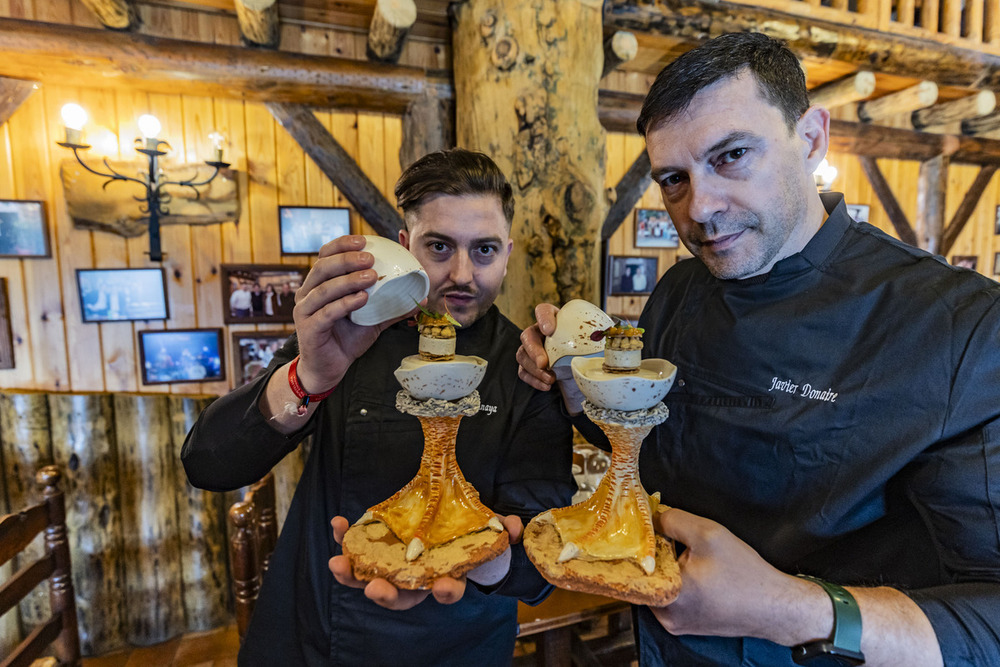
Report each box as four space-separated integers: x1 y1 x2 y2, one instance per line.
0 465 80 667
228 472 277 643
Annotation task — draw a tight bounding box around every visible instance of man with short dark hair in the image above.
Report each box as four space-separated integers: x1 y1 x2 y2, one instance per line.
183 149 575 665
519 32 1000 667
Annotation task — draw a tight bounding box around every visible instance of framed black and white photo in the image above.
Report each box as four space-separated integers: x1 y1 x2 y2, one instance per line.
607 255 658 296
279 206 351 255
846 204 870 223
76 268 169 323
994 252 1000 276
995 206 1000 235
0 200 50 258
221 263 307 324
0 278 13 369
951 255 978 271
634 209 679 248
138 328 225 385
232 331 291 387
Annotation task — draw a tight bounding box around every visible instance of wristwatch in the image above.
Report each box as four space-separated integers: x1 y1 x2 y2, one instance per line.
791 575 866 666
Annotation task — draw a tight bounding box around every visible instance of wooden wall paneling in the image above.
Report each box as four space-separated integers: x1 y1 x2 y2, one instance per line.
330 111 363 233
69 0 106 28
33 0 71 23
182 94 229 397
356 113 387 236
305 109 337 210
216 98 253 265
8 88 69 390
0 111 33 384
0 392 54 627
48 393 126 655
170 395 230 632
245 102 280 264
383 114 403 220
604 131 625 317
114 393 184 645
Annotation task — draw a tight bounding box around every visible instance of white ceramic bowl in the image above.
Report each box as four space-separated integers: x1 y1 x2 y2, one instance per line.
394 354 488 401
350 236 429 326
571 356 677 411
544 299 616 365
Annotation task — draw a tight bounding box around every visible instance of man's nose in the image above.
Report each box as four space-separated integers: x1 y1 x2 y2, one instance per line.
687 177 727 224
448 252 474 285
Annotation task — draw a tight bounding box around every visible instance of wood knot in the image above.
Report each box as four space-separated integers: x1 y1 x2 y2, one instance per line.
491 37 519 70
480 11 496 38
564 181 592 223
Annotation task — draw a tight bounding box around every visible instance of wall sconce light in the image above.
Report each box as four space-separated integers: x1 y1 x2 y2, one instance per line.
813 158 839 192
56 103 231 262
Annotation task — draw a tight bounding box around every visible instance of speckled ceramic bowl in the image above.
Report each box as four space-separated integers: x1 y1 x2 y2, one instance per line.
571 357 677 411
350 236 429 327
394 354 488 401
544 299 616 366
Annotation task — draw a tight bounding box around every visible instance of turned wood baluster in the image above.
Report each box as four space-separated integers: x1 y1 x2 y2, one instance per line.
38 465 81 666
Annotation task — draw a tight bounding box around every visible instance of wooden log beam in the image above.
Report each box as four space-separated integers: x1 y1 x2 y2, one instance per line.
266 102 404 238
0 17 427 114
940 164 998 255
808 72 875 110
0 77 36 128
400 87 454 171
602 31 639 78
235 0 280 49
857 82 938 123
79 0 137 31
961 107 1000 135
858 156 919 246
367 0 417 64
912 90 996 130
602 149 652 239
604 0 1000 89
917 155 948 253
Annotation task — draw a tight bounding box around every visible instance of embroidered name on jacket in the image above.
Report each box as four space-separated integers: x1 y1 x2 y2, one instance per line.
479 403 497 415
768 377 838 403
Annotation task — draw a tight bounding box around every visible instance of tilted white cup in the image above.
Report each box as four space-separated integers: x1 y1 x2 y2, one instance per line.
349 235 429 326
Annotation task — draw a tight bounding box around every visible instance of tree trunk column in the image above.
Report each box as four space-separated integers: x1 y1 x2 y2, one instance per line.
452 0 607 327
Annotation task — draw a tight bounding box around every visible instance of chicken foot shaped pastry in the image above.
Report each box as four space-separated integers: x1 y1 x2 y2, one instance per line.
525 402 681 606
343 391 508 590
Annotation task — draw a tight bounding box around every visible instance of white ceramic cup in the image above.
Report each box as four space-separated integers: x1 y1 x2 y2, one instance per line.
349 235 429 326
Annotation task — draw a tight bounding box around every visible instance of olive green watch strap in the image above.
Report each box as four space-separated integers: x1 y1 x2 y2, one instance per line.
797 575 864 656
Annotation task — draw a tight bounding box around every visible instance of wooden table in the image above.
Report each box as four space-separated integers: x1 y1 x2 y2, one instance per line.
516 589 631 666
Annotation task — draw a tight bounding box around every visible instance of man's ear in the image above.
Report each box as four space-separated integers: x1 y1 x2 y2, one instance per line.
797 105 831 175
503 238 513 277
399 228 410 250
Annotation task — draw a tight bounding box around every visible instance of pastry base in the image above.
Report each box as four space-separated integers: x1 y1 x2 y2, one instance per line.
523 518 681 607
343 519 509 590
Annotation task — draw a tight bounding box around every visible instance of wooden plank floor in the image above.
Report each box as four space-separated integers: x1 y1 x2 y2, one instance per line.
82 625 240 667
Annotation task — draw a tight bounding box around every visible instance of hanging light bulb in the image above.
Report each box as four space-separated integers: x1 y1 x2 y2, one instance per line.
208 131 226 162
137 114 162 150
60 103 88 145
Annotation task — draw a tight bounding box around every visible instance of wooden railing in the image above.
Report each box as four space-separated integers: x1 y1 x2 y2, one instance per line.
729 0 1000 51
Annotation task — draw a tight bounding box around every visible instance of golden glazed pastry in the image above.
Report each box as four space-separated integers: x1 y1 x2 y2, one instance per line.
600 325 644 373
417 310 458 361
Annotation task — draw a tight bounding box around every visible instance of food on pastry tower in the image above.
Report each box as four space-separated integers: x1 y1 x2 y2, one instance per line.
598 325 643 373
417 308 459 361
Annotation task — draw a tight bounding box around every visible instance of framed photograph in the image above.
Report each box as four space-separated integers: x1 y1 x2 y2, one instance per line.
634 209 679 248
0 200 50 258
994 252 1000 276
221 264 307 324
607 255 658 296
232 331 291 387
138 328 225 385
951 255 978 271
76 268 169 323
0 278 13 369
846 204 870 223
995 206 1000 235
279 206 351 255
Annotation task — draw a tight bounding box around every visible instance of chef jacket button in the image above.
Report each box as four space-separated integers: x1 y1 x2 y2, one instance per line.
677 379 685 387
360 408 368 416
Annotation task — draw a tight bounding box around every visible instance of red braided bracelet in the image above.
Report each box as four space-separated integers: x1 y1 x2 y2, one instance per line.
288 356 337 416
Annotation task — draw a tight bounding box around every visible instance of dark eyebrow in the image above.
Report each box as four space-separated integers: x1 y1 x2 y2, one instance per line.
650 130 761 181
423 231 503 246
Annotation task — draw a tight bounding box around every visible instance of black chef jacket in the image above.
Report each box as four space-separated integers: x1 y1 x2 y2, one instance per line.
581 194 1000 666
182 305 575 666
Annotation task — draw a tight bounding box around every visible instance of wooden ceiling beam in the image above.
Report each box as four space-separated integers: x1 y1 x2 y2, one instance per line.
235 0 280 49
0 77 37 127
0 17 426 114
267 102 404 238
912 90 996 130
367 0 417 65
857 82 938 123
79 0 137 30
604 0 1000 89
602 31 639 79
808 72 875 110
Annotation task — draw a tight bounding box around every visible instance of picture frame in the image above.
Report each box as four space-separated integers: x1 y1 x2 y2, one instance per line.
607 255 658 296
950 255 978 271
221 263 308 324
994 252 1000 276
138 328 225 385
0 199 51 258
231 331 292 387
279 206 351 255
634 209 679 249
0 278 13 370
995 206 1000 236
846 204 870 223
76 268 169 323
